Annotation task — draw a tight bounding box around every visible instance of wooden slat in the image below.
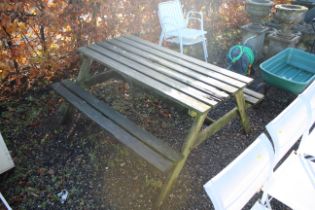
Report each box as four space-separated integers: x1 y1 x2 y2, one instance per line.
52 82 173 172
124 35 253 85
244 94 260 105
244 88 264 99
104 40 229 99
85 70 124 86
89 44 218 106
195 107 239 148
78 47 210 113
243 88 264 105
62 80 182 162
118 37 244 92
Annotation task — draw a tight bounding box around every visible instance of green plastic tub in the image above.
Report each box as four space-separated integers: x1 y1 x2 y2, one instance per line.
260 48 315 94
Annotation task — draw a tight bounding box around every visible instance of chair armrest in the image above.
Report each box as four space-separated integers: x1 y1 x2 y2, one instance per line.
186 10 204 31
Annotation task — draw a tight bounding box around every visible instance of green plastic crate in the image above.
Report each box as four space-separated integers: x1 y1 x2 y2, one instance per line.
260 48 315 94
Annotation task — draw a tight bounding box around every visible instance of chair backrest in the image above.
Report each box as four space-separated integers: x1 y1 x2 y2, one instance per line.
298 80 315 121
296 80 315 157
266 97 312 165
203 134 274 210
158 0 186 34
298 127 315 157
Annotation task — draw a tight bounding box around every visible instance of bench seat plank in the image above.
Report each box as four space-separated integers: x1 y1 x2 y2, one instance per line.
244 88 264 105
62 80 182 162
52 82 175 172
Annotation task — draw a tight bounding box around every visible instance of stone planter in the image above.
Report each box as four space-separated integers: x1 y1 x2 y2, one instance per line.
275 4 308 36
246 0 273 29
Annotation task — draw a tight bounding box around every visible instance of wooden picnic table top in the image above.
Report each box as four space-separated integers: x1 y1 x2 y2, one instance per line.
78 35 253 114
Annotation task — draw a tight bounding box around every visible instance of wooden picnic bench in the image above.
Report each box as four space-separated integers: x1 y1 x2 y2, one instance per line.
52 35 264 208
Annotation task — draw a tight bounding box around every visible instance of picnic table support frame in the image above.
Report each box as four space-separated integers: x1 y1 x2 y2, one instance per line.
156 112 208 207
60 56 93 124
53 35 261 208
234 89 250 133
193 107 239 149
85 69 124 87
193 102 253 150
77 56 93 86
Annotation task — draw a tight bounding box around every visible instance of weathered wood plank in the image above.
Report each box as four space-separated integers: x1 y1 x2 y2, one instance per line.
85 70 124 86
52 82 173 172
77 56 93 85
125 35 253 84
156 112 208 207
78 47 210 113
117 37 244 92
103 40 229 99
244 94 260 105
194 107 239 148
235 90 250 133
194 90 261 148
244 88 264 103
62 80 182 162
89 44 218 106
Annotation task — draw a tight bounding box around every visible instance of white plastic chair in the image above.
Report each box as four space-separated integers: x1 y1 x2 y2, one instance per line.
258 151 315 210
297 80 315 159
265 97 312 165
203 133 274 210
254 95 315 210
158 0 208 62
298 80 315 121
298 128 315 160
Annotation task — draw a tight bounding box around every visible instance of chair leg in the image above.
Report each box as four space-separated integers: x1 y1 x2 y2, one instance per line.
202 39 208 62
260 192 272 209
0 192 12 210
180 37 184 54
159 33 164 46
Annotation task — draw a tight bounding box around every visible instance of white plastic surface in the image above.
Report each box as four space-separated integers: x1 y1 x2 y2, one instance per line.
298 126 315 157
158 0 186 34
203 133 274 210
297 80 315 157
166 28 206 41
266 97 312 165
299 80 315 121
262 152 315 210
0 132 14 174
158 0 208 61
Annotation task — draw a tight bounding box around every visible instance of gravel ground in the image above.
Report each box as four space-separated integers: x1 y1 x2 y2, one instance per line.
0 38 295 210
0 74 295 210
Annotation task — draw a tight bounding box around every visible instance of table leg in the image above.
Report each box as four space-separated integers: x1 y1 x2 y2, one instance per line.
156 112 208 208
234 89 250 133
60 56 93 124
77 56 93 86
